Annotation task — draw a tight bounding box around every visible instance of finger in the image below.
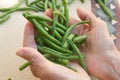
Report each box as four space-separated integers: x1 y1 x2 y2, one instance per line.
77 7 97 27
23 22 36 49
45 9 52 18
77 7 89 20
116 29 120 51
45 9 90 35
16 47 48 63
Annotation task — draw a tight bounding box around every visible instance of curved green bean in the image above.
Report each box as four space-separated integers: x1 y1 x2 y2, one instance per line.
73 35 87 45
68 39 87 72
62 20 90 45
0 0 25 12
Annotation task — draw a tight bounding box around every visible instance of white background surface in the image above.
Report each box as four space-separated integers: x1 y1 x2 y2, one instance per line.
0 0 91 80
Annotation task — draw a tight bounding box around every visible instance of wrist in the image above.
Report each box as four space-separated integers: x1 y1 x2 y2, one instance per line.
102 49 120 80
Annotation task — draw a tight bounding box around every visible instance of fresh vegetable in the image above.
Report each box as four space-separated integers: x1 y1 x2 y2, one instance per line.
96 0 113 19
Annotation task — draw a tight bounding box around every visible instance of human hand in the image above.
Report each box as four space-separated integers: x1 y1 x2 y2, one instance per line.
75 8 120 80
16 21 90 80
45 7 120 80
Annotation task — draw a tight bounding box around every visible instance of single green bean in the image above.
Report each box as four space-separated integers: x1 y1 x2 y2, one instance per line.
59 2 64 24
25 14 67 30
17 7 40 12
0 14 10 24
68 39 87 72
31 19 62 46
29 0 39 5
97 0 113 19
42 37 72 54
38 20 65 35
62 20 90 45
52 0 58 36
43 47 79 60
0 7 39 18
62 0 69 27
45 0 48 11
0 0 25 12
81 0 85 3
101 0 106 4
54 30 62 41
19 61 31 71
56 59 69 65
36 3 45 9
73 35 87 45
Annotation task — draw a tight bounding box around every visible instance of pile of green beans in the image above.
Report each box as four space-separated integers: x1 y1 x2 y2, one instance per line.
0 0 76 24
19 0 90 72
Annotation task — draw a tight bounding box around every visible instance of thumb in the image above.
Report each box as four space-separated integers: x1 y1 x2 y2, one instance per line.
16 47 48 63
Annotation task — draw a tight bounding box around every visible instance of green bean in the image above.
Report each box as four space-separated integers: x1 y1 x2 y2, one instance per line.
67 0 74 5
19 61 31 71
48 1 52 8
54 30 62 41
63 34 75 48
0 14 10 24
36 3 44 9
38 20 65 35
68 39 87 72
0 0 25 12
29 0 39 5
73 35 87 45
62 20 90 45
42 37 72 54
31 19 62 46
56 59 69 65
101 0 106 4
0 7 39 18
81 0 85 3
34 35 44 46
25 14 67 30
62 0 69 27
52 0 58 36
59 2 64 24
97 0 113 19
43 47 79 60
45 0 48 11
17 7 40 12
53 11 67 22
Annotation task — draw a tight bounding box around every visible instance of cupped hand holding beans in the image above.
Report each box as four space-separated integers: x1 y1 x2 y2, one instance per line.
16 7 120 80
